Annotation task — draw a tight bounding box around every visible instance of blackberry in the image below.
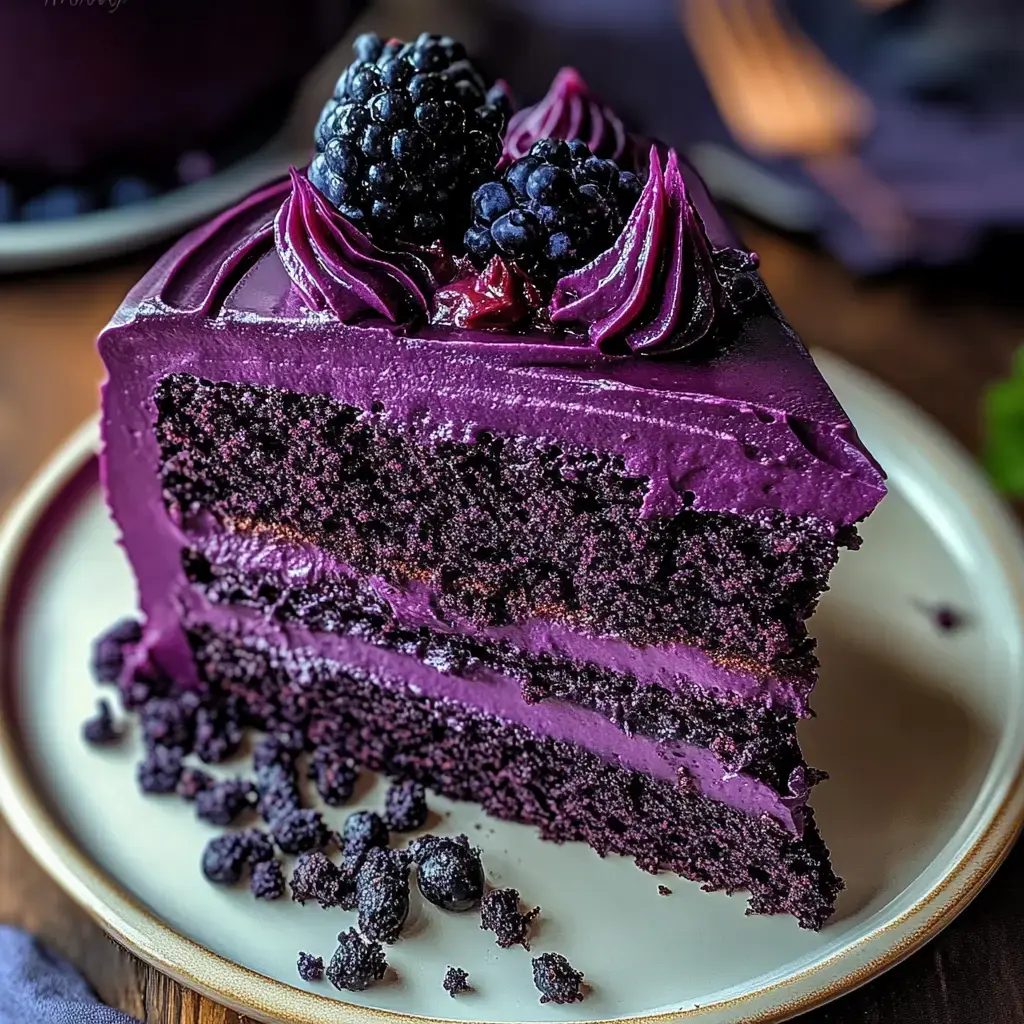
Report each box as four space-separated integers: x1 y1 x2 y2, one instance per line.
326 928 388 992
91 618 141 683
465 137 641 282
480 887 539 949
531 952 585 1004
355 848 410 944
384 780 428 832
443 966 471 998
250 859 286 900
310 32 507 246
413 834 484 912
82 699 120 746
297 952 324 983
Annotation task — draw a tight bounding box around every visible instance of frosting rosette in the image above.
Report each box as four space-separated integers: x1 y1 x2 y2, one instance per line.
502 67 632 166
550 146 719 354
275 167 444 324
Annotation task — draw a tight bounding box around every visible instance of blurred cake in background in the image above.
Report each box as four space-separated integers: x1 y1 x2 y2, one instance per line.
0 0 364 222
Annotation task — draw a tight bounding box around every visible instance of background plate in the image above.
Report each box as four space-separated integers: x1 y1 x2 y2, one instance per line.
1 354 1023 1024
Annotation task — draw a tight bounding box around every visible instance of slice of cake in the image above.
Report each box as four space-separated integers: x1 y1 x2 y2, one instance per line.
97 33 885 930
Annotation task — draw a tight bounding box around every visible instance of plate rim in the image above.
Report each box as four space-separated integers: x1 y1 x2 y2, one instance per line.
2 355 1024 1024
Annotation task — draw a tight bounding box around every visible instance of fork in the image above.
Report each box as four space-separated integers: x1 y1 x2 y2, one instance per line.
681 0 914 257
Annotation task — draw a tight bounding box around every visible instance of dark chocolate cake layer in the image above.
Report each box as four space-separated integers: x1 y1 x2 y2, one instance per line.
156 373 847 666
182 544 809 793
187 621 842 930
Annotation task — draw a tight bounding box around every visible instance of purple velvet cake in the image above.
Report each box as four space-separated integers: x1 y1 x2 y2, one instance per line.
97 33 886 930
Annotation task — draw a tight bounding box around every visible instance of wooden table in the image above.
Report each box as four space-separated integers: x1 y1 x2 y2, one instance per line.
1 223 1023 1024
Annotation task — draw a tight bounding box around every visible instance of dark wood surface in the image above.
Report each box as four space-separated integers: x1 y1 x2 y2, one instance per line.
1 221 1023 1024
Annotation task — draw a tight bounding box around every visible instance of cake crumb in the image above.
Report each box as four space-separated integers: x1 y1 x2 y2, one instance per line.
270 808 330 854
90 618 141 683
250 859 286 900
532 952 584 1004
195 779 254 825
297 952 324 982
341 810 389 870
480 887 539 949
176 767 213 801
136 744 184 793
290 850 350 909
385 779 428 831
82 699 121 746
326 928 388 991
355 847 410 944
443 966 471 997
658 885 673 896
311 744 358 806
915 600 968 633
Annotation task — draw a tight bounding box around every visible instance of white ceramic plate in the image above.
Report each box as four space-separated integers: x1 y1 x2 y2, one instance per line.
1 354 1023 1024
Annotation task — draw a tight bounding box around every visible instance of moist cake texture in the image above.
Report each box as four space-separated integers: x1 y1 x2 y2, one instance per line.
97 42 885 930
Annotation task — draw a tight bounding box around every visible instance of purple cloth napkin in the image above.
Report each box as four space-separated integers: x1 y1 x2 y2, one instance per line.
0 928 140 1024
476 0 1024 272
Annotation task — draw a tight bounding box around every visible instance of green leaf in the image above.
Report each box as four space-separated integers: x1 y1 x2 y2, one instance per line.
984 348 1024 495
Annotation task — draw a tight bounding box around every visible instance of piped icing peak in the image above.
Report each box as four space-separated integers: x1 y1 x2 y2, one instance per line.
550 147 719 354
274 167 444 324
502 67 631 165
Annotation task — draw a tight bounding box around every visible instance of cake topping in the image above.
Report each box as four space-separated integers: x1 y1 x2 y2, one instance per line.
275 168 445 324
551 146 720 354
431 255 541 328
136 744 183 794
310 32 507 247
464 138 640 283
502 67 632 166
326 928 388 991
200 833 250 886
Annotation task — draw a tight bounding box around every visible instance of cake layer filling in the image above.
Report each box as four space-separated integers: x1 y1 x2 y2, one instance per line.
185 619 841 929
176 588 814 834
182 538 809 792
182 520 817 714
155 373 846 664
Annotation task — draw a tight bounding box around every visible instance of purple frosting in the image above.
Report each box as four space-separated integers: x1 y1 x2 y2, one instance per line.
551 147 718 353
501 66 632 165
275 168 442 323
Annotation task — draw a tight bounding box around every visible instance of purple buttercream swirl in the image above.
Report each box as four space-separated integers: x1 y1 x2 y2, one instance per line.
274 167 443 324
502 66 632 165
550 147 720 354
